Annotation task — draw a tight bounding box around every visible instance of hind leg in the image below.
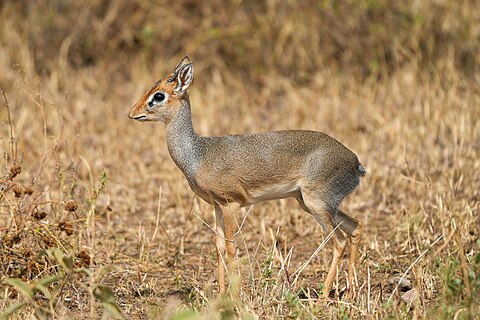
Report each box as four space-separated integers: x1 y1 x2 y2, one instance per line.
323 228 347 298
348 218 362 289
334 210 363 289
298 194 347 298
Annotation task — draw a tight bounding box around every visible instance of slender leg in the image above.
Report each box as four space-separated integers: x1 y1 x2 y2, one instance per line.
347 219 363 289
316 217 347 298
214 203 240 293
335 210 363 290
221 203 239 260
299 193 348 298
324 238 346 298
215 204 226 293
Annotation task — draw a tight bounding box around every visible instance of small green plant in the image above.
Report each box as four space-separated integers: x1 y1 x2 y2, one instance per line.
1 248 123 319
435 239 480 319
283 289 302 319
260 251 275 286
335 304 352 320
93 285 125 320
169 309 200 320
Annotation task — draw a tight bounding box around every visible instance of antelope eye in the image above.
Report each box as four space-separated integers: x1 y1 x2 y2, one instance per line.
153 92 165 103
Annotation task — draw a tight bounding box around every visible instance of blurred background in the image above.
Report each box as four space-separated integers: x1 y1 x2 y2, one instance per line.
2 0 479 81
0 0 479 318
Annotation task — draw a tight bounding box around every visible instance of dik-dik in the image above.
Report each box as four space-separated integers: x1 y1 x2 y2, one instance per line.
128 57 366 298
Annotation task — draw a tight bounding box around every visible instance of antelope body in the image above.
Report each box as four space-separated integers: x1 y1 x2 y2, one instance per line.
128 57 365 298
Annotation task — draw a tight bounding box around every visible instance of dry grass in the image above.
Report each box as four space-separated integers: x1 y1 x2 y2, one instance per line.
1 0 479 319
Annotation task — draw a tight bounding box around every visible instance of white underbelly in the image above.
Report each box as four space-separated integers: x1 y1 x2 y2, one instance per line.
246 181 301 204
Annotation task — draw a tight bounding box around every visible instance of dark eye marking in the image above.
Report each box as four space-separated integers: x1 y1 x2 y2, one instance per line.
148 91 166 108
153 92 165 102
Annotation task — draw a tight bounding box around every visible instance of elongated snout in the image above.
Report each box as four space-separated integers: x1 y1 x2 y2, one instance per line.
127 106 138 119
128 100 147 121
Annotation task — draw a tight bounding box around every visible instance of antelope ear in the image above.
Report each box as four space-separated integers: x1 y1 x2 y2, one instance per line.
174 56 190 74
173 63 194 95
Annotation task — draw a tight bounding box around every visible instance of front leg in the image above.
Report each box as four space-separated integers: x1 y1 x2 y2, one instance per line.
214 204 226 293
221 203 239 260
214 203 240 293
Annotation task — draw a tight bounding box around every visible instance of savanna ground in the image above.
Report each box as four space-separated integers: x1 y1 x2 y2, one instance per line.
0 1 479 319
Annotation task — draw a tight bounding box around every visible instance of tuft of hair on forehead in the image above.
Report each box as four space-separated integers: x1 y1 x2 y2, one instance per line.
148 76 173 93
152 78 163 89
166 74 177 84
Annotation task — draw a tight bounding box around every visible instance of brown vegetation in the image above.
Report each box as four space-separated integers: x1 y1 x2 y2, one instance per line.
0 0 479 319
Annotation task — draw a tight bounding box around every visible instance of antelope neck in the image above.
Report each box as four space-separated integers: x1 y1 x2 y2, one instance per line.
165 99 202 181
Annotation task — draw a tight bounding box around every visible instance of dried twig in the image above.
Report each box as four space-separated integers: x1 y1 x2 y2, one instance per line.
0 81 16 163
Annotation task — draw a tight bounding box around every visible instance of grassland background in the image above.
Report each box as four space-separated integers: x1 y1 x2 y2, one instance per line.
0 0 479 319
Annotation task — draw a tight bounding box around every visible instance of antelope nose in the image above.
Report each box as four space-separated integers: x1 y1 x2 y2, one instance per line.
127 108 136 119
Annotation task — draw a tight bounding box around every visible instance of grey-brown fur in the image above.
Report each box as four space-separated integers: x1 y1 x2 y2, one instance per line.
128 57 366 297
165 98 364 233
